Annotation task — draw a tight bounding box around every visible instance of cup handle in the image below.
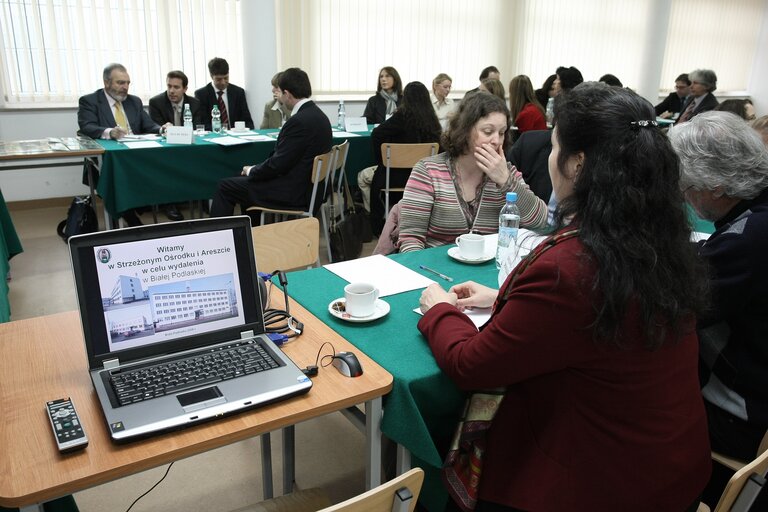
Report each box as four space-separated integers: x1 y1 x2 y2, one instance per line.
373 289 380 301
455 236 461 246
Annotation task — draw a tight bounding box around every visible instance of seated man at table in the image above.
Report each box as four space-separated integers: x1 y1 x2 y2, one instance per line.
78 62 169 226
149 69 204 221
670 111 768 506
195 57 254 131
655 73 691 119
210 68 332 217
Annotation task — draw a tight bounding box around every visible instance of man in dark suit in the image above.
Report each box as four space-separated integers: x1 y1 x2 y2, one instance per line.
148 70 203 221
675 69 719 125
655 73 691 118
78 63 166 140
149 70 203 128
78 63 168 226
506 130 553 203
194 57 254 131
210 68 332 217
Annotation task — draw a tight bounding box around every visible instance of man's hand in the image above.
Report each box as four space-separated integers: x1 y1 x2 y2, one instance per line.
109 127 128 140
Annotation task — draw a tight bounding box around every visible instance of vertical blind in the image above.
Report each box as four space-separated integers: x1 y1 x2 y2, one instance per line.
0 0 764 104
0 0 243 105
276 0 764 95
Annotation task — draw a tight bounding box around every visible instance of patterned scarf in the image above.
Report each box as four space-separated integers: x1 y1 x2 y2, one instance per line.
379 89 399 117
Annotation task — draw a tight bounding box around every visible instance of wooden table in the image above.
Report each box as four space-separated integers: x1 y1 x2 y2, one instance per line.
0 291 392 511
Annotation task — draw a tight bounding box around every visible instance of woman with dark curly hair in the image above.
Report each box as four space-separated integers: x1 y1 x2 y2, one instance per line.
418 83 711 511
398 92 547 252
363 66 402 124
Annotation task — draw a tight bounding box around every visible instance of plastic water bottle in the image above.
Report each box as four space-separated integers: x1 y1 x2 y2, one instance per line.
183 104 192 128
545 98 555 125
496 192 520 269
211 104 222 133
337 99 346 130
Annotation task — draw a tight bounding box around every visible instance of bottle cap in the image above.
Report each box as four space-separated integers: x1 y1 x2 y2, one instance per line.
506 192 518 202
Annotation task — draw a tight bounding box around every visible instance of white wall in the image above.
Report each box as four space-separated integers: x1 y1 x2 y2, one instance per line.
2 0 768 202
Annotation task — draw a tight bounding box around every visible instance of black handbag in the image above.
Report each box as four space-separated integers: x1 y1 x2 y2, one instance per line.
57 195 99 242
328 171 364 262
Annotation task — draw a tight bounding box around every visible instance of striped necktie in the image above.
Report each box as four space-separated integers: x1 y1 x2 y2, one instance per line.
217 90 229 129
114 101 128 130
678 98 697 123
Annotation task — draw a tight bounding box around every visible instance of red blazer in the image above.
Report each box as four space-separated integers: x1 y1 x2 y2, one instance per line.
418 234 710 511
515 102 547 133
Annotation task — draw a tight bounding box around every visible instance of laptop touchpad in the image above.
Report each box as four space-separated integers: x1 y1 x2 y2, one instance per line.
178 386 227 412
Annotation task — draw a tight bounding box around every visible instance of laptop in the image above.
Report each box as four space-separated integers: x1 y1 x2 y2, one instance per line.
68 216 312 442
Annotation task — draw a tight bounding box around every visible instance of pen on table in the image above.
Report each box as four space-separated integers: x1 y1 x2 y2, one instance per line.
419 265 454 282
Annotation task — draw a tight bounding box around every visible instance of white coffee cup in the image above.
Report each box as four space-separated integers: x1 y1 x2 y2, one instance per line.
344 282 380 317
234 121 246 131
455 233 485 259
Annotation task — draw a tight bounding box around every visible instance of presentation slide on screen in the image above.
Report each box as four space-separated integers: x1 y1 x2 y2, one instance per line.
92 229 244 352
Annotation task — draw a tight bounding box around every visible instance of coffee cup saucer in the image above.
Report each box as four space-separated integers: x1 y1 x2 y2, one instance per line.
328 298 390 323
447 246 495 264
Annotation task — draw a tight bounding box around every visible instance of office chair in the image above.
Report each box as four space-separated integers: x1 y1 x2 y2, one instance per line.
379 143 439 217
246 149 334 263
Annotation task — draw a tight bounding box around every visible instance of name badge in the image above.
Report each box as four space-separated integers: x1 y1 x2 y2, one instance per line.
165 126 193 145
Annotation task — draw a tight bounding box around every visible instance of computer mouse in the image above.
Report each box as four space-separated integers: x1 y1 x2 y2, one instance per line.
332 351 363 377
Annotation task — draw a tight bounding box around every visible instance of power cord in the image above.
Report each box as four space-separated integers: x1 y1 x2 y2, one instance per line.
125 462 174 512
259 270 304 345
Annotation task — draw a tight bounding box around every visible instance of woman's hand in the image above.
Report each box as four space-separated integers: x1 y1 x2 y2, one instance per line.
474 143 509 186
450 281 498 310
419 284 458 314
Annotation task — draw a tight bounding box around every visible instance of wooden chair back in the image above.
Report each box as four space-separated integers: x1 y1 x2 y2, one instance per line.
380 143 439 216
711 445 768 511
319 468 424 512
250 217 320 272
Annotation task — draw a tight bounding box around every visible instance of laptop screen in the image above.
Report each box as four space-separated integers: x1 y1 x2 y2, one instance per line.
69 217 265 368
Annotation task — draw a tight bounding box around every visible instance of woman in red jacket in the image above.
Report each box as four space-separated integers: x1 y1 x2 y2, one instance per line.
419 83 711 512
508 74 546 134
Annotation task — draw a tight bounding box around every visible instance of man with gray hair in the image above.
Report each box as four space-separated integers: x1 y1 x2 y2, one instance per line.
675 68 719 124
670 111 768 462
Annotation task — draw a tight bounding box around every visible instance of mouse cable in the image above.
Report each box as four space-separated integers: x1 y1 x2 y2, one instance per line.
301 341 337 377
125 461 174 512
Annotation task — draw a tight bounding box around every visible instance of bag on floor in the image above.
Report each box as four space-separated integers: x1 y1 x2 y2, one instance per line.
57 195 98 242
328 172 364 262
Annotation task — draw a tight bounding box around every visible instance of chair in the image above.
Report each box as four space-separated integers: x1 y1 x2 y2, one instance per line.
698 445 768 512
250 217 320 272
233 468 425 512
379 143 439 217
329 140 351 222
712 430 768 472
246 149 335 263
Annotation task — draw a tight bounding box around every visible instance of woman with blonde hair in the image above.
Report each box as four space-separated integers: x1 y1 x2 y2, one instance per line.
508 74 546 133
431 72 457 130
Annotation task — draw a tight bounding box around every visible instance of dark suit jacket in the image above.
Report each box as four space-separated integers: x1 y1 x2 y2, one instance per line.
78 89 160 138
148 92 203 127
194 83 254 130
676 93 719 124
363 94 401 125
654 92 685 116
506 130 553 202
247 100 333 208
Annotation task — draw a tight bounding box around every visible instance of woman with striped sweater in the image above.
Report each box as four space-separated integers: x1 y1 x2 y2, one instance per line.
398 92 548 253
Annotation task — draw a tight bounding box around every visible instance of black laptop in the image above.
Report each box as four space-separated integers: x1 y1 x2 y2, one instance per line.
68 216 312 442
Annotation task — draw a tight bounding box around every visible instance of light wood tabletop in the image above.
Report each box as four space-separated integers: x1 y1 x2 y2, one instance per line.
0 290 393 509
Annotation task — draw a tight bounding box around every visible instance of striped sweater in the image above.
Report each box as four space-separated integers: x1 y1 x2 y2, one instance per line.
398 153 548 252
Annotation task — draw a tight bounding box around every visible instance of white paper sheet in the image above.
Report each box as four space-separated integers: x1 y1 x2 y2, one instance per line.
122 141 163 149
240 135 275 142
413 306 491 328
119 134 161 141
207 136 252 146
324 254 434 297
331 130 361 137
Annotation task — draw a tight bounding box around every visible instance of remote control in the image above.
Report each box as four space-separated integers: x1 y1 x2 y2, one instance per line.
46 398 88 453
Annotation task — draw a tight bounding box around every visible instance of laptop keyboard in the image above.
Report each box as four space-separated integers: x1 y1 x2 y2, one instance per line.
109 339 280 406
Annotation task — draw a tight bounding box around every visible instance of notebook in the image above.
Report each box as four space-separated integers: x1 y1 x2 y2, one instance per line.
68 216 312 442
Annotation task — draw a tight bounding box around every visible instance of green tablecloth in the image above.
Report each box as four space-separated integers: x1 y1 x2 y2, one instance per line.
287 246 499 510
0 189 23 323
96 128 375 217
